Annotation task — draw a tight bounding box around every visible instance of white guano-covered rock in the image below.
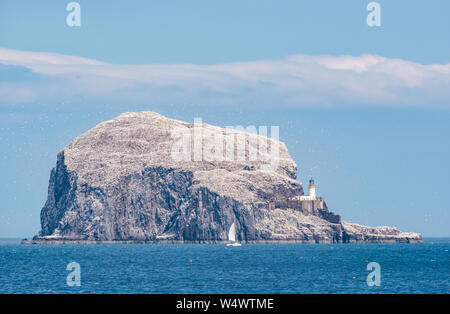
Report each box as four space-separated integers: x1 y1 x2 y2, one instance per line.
33 112 423 243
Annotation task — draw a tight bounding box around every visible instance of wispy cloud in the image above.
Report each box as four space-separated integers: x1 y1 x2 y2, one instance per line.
0 48 449 107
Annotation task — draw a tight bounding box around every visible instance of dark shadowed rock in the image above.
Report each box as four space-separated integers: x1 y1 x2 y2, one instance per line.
31 112 422 244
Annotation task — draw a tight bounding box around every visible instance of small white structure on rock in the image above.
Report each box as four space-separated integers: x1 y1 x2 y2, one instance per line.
299 178 316 201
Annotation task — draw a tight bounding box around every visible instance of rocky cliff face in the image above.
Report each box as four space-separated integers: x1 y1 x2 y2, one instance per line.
33 112 422 243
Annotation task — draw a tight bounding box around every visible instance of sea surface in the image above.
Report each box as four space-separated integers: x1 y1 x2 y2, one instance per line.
0 238 448 294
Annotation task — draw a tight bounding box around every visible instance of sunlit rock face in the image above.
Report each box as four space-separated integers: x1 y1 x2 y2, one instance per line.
34 112 423 244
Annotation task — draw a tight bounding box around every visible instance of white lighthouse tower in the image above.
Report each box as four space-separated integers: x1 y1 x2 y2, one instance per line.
308 178 316 199
299 177 317 201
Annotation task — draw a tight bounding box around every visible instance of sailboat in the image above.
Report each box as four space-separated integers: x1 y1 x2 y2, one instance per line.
226 222 242 247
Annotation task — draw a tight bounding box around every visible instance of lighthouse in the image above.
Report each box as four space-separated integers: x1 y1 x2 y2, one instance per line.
308 178 316 199
298 177 317 201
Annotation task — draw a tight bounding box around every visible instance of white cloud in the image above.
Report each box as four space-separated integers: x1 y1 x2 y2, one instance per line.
0 48 104 67
0 48 449 107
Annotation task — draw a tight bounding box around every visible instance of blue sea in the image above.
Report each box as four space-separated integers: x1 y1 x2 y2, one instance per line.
0 238 448 294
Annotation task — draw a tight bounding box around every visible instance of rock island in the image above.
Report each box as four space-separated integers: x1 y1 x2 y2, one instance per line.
27 112 422 244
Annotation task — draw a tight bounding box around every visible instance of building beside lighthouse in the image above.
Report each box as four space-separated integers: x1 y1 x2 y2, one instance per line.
299 178 317 201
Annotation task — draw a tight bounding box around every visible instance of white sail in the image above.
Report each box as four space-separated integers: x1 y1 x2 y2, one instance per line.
228 222 236 242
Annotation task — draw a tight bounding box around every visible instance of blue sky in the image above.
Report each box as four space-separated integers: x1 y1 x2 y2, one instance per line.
0 0 449 237
1 0 449 64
